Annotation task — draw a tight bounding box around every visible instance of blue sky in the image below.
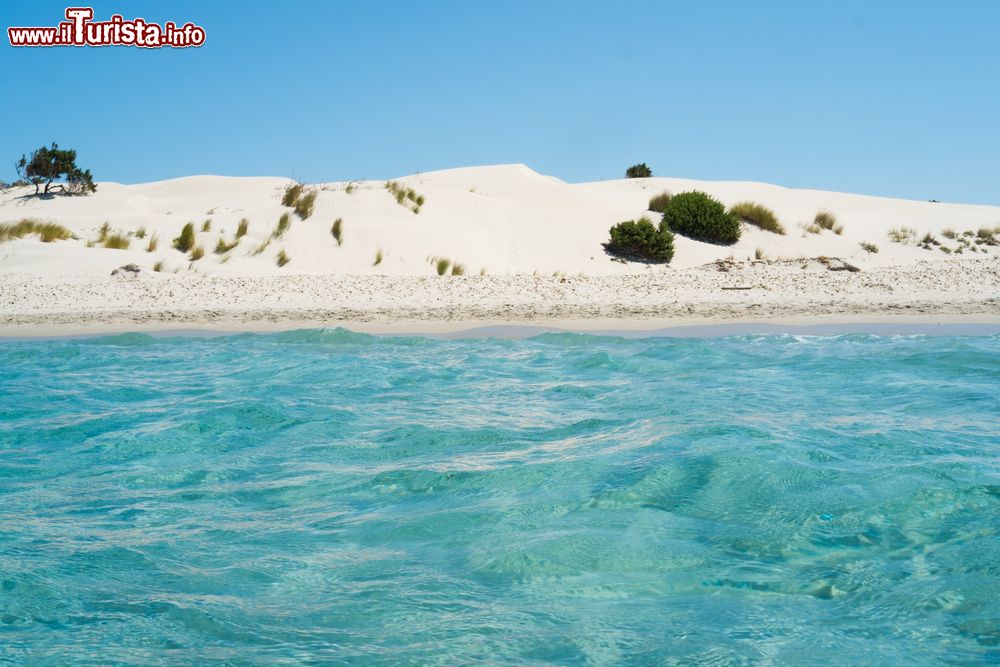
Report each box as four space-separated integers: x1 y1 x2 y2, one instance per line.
2 1 998 204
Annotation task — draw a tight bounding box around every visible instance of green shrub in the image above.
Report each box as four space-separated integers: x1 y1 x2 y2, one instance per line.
662 191 740 245
859 242 879 254
276 249 290 267
814 211 837 230
135 227 147 239
173 222 195 252
281 182 303 207
236 218 249 239
606 217 675 262
625 163 652 179
435 257 450 275
331 218 343 245
729 201 785 235
294 190 316 219
648 191 672 213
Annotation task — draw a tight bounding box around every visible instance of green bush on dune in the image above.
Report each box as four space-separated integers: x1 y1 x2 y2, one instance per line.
625 163 652 179
606 217 675 263
662 191 740 245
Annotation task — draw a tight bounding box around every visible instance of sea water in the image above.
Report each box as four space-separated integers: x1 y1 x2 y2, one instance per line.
1 330 998 665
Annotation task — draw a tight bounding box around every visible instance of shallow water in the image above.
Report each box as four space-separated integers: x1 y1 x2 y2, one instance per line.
1 330 998 665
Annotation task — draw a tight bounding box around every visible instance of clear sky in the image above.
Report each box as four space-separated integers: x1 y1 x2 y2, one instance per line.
2 1 998 204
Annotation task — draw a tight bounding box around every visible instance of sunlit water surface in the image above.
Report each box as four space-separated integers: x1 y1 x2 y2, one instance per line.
1 330 998 664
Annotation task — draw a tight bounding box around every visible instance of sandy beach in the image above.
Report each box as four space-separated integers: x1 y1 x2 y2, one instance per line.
2 165 998 335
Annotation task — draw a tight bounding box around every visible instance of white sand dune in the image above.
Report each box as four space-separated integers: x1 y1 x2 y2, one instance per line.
2 163 998 277
1 164 998 333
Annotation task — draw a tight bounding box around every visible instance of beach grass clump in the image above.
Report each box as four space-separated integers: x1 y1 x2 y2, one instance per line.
754 247 766 260
274 212 291 239
451 262 465 276
832 224 844 235
385 181 424 213
294 190 317 220
153 260 165 272
276 249 290 267
662 191 740 245
146 234 159 252
940 245 952 254
374 248 383 266
173 222 196 252
942 228 958 240
331 218 344 246
888 227 917 243
214 237 236 254
648 191 673 213
251 238 271 256
814 210 837 231
103 232 131 249
201 219 212 232
135 227 147 239
236 218 249 239
729 201 785 235
281 182 304 207
976 227 999 245
98 222 111 242
37 222 73 243
859 241 879 254
0 219 73 243
190 245 205 261
606 217 675 263
433 256 451 275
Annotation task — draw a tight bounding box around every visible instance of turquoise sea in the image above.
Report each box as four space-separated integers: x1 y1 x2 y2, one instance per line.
1 330 998 665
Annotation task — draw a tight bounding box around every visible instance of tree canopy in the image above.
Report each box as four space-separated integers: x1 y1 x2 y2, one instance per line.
625 163 652 179
16 143 96 196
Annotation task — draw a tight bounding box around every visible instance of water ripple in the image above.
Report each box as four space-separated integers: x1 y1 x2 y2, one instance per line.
0 331 998 664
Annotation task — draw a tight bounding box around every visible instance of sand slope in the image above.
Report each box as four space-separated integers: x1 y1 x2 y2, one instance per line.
2 164 999 277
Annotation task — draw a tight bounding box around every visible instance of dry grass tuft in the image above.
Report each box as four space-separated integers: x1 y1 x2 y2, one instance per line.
730 202 785 234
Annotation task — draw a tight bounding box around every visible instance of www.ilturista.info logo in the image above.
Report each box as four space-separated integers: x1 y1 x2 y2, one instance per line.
8 7 205 48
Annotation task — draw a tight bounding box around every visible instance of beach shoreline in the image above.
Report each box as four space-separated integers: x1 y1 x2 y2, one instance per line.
2 259 997 338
